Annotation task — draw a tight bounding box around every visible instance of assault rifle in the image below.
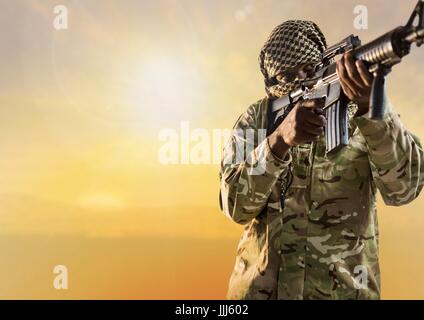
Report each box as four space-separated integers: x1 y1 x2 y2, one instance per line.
270 0 424 154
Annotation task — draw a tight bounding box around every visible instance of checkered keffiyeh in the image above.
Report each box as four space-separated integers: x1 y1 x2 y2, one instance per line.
259 20 327 98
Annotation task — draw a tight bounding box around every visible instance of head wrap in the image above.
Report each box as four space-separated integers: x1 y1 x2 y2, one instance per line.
259 20 327 98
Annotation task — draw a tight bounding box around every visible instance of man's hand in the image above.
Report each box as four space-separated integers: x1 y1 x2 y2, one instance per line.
336 52 374 116
268 98 326 160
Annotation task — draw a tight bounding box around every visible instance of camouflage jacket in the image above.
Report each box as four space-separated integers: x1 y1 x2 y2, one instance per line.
219 96 424 300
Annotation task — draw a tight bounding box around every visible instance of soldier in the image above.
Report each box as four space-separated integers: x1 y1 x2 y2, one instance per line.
219 20 424 299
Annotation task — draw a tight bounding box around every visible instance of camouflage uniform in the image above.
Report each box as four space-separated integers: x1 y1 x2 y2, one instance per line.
219 96 424 299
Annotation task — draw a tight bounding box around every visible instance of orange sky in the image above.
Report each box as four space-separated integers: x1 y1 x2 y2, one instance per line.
0 0 423 299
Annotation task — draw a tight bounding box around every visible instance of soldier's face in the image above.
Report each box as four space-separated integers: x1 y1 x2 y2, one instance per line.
275 62 315 85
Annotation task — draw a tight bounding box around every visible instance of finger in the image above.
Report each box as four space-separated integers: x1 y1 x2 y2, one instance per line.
339 78 355 100
314 108 325 116
356 60 373 87
299 102 326 126
301 98 325 110
336 55 355 96
337 55 359 97
298 103 326 125
304 112 327 127
337 59 355 99
301 121 324 136
345 53 367 90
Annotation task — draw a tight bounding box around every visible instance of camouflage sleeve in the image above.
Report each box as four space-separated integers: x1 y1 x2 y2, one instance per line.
219 101 292 225
353 98 424 206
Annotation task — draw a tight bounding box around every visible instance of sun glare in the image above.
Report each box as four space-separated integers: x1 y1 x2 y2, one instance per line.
132 55 205 125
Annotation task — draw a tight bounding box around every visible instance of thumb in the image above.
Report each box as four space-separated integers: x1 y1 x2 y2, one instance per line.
301 98 325 110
